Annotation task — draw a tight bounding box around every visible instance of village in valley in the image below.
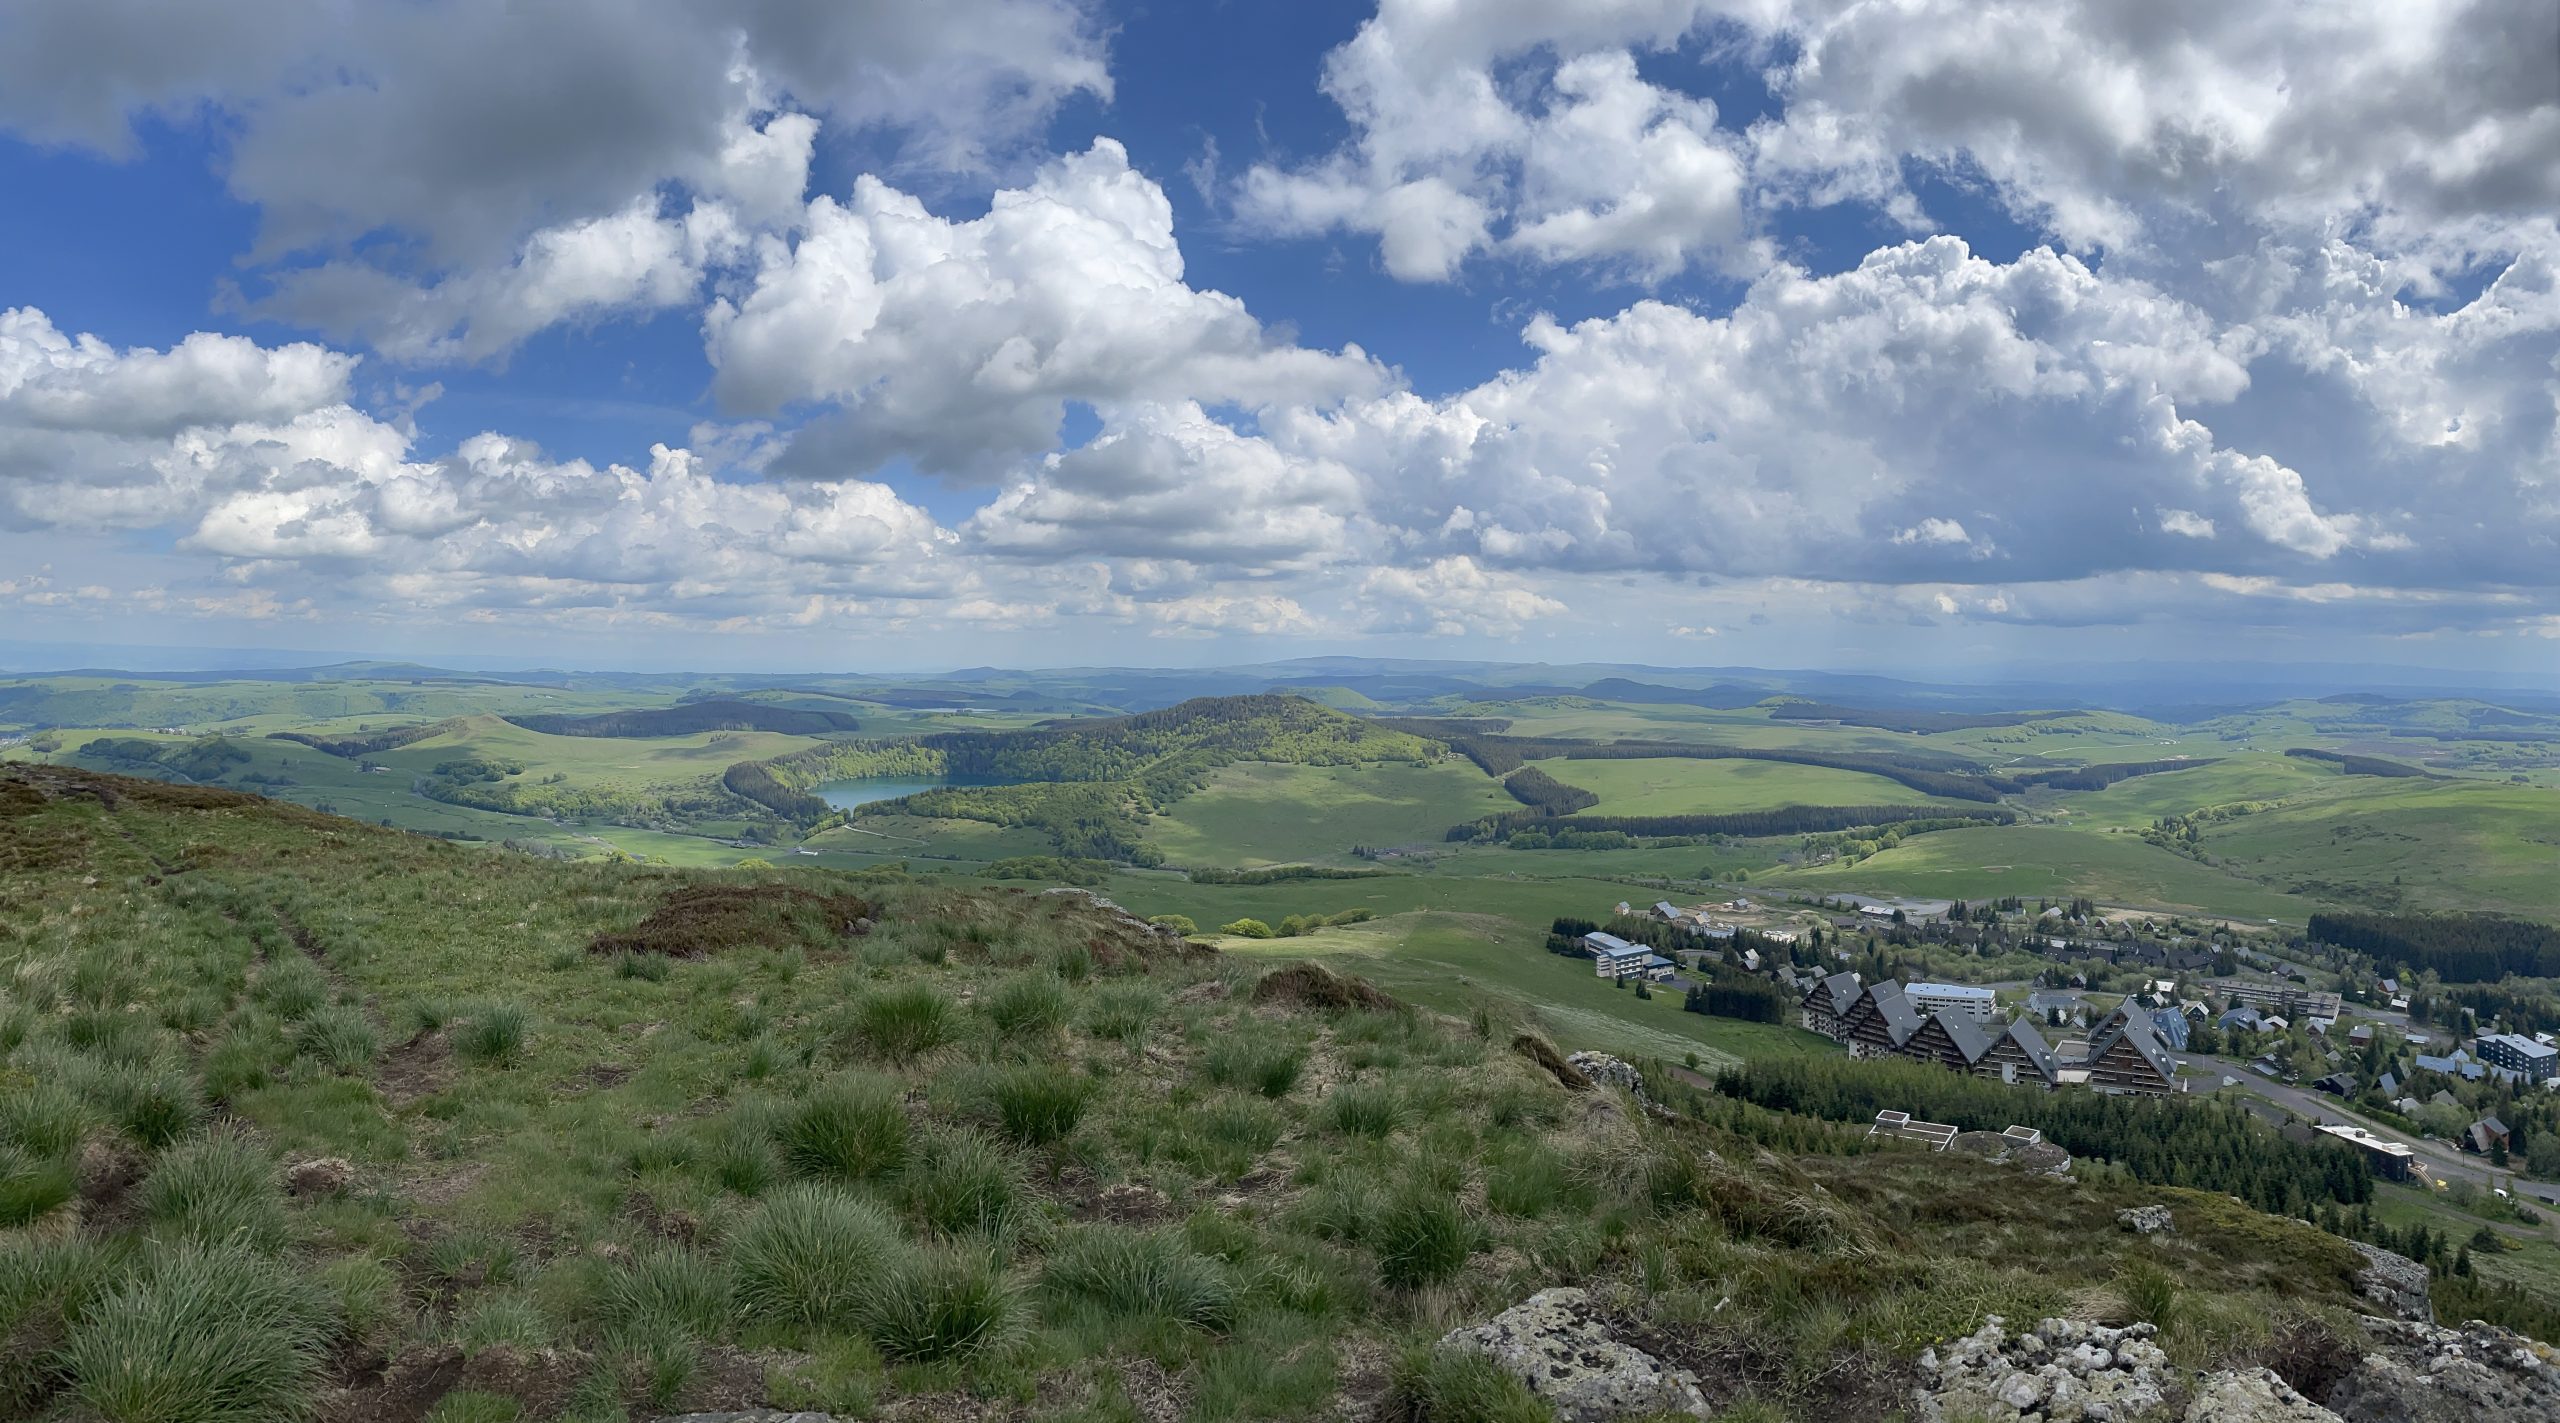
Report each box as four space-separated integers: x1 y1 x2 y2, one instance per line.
1560 891 2560 1200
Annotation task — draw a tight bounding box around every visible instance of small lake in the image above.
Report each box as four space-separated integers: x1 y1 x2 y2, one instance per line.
813 777 952 810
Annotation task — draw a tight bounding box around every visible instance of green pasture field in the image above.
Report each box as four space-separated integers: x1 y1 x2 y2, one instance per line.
1533 754 1958 815
2033 753 2340 829
2193 778 2560 918
1765 824 2313 921
1141 759 1516 867
2368 1185 2560 1311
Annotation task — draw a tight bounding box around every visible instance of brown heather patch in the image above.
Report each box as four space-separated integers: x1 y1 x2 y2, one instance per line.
587 881 877 959
1249 960 1402 1013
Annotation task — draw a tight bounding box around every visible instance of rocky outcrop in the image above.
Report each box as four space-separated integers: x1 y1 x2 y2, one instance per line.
1439 1288 1708 1422
2116 1205 2174 1235
2346 1241 2434 1323
1914 1316 2174 1421
1566 1053 1651 1105
2323 1317 2560 1423
2183 1369 2339 1422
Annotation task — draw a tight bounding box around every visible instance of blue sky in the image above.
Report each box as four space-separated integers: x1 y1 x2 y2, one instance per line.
0 1 2554 676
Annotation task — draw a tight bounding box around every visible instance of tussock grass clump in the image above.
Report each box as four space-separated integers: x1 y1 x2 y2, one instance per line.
291 1004 378 1073
0 1235 117 1412
1042 1227 1238 1332
982 973 1068 1041
981 1064 1091 1146
87 1061 203 1149
1375 1184 1476 1289
0 1080 87 1160
852 981 955 1062
422 1391 526 1423
2120 1259 2181 1329
1387 1344 1553 1423
864 1245 1019 1363
781 1075 910 1181
140 1130 288 1252
454 1002 530 1064
612 950 671 982
899 1130 1030 1239
595 1246 734 1341
731 1184 908 1327
1082 983 1162 1050
0 1144 76 1228
61 1242 329 1423
450 1292 552 1357
1204 1037 1306 1099
1324 1083 1402 1138
250 956 329 1021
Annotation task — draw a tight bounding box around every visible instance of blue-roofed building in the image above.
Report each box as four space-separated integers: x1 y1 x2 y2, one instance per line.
2149 1007 2191 1052
2218 1006 2262 1033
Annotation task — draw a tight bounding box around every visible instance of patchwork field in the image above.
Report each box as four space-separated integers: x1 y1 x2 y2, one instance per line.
2192 778 2560 917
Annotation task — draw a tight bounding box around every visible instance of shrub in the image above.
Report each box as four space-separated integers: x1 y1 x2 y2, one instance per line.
140 1131 288 1253
1042 1227 1237 1332
983 974 1068 1041
853 982 954 1062
899 1131 1029 1239
1375 1184 1475 1289
292 1005 379 1073
1204 1038 1306 1099
0 1080 89 1160
596 1247 734 1341
0 1144 76 1229
1324 1084 1401 1138
1218 919 1275 939
250 957 329 1021
981 1065 1091 1146
454 1002 529 1065
864 1246 1019 1363
731 1185 909 1328
781 1076 910 1181
62 1242 329 1423
1386 1344 1553 1423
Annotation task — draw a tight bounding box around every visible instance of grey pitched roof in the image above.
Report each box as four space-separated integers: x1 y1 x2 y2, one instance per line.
1997 1018 2060 1080
1811 970 1862 1014
2086 1007 2175 1082
1864 980 1923 1046
1938 1013 1994 1064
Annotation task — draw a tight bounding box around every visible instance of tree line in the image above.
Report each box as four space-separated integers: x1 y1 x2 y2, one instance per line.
2309 910 2560 982
1452 802 2015 843
2285 747 2436 778
1715 1055 2374 1217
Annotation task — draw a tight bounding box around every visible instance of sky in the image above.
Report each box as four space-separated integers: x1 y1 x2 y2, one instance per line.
1 0 2556 676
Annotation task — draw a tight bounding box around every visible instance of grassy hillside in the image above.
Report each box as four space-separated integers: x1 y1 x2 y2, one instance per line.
1539 755 1956 816
1769 824 2313 920
0 767 2410 1423
1144 761 1517 867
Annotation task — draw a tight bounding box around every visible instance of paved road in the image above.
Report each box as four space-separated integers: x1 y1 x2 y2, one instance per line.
2185 1050 2560 1213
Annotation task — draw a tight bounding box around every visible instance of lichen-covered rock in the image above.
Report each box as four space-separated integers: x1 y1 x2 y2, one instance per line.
1565 1053 1650 1104
1913 1316 2171 1422
2116 1205 2174 1235
1439 1287 1708 1422
2346 1241 2434 1323
2183 1367 2342 1422
2324 1316 2560 1423
651 1414 846 1423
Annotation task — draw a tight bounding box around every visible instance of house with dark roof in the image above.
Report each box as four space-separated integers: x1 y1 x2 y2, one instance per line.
1904 1012 1994 1074
2217 1006 2262 1033
2025 990 2086 1027
2312 1072 2358 1096
1798 971 1863 1042
2376 1070 2399 1097
2468 1116 2511 1154
1841 980 1924 1060
1976 1019 2061 1089
2080 1007 2178 1095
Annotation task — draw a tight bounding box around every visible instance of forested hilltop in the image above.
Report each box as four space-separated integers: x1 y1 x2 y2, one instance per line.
4 764 2552 1423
